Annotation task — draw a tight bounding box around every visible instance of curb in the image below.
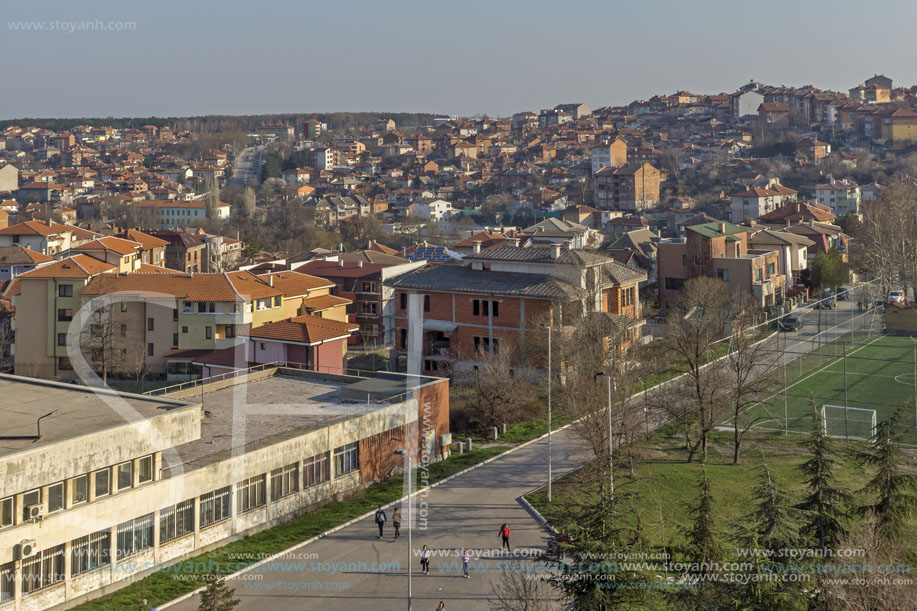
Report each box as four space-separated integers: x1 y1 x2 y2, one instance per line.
156 423 575 609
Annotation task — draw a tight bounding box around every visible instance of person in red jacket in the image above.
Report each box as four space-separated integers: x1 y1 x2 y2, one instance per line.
499 523 510 551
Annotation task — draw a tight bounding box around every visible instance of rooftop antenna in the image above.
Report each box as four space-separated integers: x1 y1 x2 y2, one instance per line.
0 410 56 442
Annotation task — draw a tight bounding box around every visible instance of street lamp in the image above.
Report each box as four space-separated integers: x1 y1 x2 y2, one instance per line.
593 371 614 500
394 448 413 611
539 322 552 502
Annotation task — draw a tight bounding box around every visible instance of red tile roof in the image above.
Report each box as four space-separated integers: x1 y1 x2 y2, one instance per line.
243 315 358 345
17 254 116 279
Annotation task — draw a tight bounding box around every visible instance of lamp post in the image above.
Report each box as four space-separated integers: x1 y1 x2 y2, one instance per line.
594 371 614 499
540 322 552 502
394 448 412 611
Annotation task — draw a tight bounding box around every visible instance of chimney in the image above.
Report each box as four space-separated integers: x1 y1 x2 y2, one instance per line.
472 241 482 254
564 241 572 250
47 218 53 227
551 243 562 259
357 260 363 268
338 260 344 268
718 222 726 233
268 275 273 286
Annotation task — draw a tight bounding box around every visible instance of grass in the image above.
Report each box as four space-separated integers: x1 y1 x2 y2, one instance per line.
74 445 509 611
527 426 917 559
732 332 917 445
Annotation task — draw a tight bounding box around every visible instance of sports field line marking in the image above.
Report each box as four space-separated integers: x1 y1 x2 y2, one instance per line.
724 333 885 427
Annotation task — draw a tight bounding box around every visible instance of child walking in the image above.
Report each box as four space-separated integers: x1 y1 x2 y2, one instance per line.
392 507 401 541
461 549 470 578
499 523 511 551
420 544 431 575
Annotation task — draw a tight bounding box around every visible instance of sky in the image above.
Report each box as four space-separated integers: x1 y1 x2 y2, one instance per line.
2 0 916 121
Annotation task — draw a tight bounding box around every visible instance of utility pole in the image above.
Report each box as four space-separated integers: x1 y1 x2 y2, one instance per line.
594 371 614 500
540 323 552 502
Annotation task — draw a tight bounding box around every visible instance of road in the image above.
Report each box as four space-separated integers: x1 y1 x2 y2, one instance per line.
169 431 587 611
166 289 870 611
227 145 265 188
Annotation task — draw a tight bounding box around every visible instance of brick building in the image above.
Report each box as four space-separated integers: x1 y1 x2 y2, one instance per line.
594 162 661 212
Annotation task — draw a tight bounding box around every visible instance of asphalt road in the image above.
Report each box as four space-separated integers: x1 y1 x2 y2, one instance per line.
169 430 586 611
227 145 265 188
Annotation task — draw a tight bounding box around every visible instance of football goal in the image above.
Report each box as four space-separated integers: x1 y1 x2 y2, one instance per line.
821 404 877 441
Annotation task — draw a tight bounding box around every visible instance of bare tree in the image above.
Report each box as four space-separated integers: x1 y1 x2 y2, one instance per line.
490 567 561 611
79 300 130 385
454 341 539 432
662 276 733 463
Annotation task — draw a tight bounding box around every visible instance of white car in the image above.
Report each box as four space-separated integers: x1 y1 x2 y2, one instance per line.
888 291 905 304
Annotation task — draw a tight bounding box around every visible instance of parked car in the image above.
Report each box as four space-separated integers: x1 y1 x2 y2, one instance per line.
815 297 835 310
835 288 849 301
888 291 905 304
778 316 803 331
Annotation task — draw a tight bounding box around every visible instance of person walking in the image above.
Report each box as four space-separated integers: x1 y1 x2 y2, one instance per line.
499 523 510 551
436 602 446 611
392 507 401 541
374 506 387 540
461 549 470 578
420 544 431 575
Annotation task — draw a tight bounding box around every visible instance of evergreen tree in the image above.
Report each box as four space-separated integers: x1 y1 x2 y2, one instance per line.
797 400 849 549
857 406 917 540
731 462 805 610
549 484 660 610
198 575 239 611
683 467 721 609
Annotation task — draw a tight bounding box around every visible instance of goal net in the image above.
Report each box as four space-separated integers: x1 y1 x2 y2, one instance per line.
821 405 877 441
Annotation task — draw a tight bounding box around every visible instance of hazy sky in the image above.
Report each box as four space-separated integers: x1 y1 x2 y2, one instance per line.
3 0 916 120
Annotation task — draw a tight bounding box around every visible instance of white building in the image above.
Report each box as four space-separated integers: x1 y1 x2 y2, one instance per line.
411 198 455 222
815 179 861 217
135 200 231 229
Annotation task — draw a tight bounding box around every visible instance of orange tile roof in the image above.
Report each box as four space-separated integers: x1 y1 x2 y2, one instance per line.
302 294 351 311
74 236 142 256
123 229 169 249
17 254 116 279
0 219 99 238
243 315 358 345
257 271 334 296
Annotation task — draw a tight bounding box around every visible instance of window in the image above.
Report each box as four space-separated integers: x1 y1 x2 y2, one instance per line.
767 262 776 276
22 489 40 520
21 544 64 594
71 529 110 576
198 302 216 313
57 333 68 347
271 463 299 501
199 486 231 528
717 268 730 283
333 442 359 476
664 277 685 291
47 482 64 513
138 455 153 484
399 329 407 349
95 468 110 497
0 497 11 528
57 308 73 322
423 295 430 312
472 299 480 316
362 281 376 293
0 562 12 604
116 514 154 559
72 474 88 506
205 326 213 340
173 308 178 321
58 284 73 297
361 301 377 315
147 343 154 356
159 499 194 544
182 326 188 333
236 475 266 514
303 452 330 488
147 317 154 331
117 461 133 491
400 293 406 309
172 333 179 348
274 296 281 307
492 300 499 317
225 325 235 338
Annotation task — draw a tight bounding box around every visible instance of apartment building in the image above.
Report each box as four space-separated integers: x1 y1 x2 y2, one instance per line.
594 162 661 212
0 368 448 611
815 179 861 217
657 221 785 313
0 221 98 256
387 244 646 376
134 200 231 229
0 246 53 282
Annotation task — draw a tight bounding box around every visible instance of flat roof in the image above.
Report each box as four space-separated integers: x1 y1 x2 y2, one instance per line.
0 374 193 459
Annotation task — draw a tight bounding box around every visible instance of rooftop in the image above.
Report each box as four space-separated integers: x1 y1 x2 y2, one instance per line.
0 374 192 459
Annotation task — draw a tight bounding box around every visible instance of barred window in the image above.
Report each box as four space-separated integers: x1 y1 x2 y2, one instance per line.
236 475 266 514
333 442 359 477
0 497 11 528
199 486 231 528
115 514 154 560
71 529 111 576
159 499 194 543
0 562 12 604
270 463 298 501
21 544 64 594
303 452 330 488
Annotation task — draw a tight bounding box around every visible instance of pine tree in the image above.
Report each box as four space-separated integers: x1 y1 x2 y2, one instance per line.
857 406 917 540
683 467 721 609
198 575 239 611
732 462 805 610
797 400 849 549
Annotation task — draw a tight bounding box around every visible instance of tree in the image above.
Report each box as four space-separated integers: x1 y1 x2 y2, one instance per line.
490 567 560 611
856 406 917 540
731 462 805 610
808 246 849 336
454 341 539 432
198 575 239 611
796 400 849 549
663 277 733 463
683 467 722 609
240 186 257 217
79 299 130 385
724 301 778 463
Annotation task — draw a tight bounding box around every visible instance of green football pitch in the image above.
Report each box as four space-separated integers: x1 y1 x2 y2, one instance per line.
732 332 917 446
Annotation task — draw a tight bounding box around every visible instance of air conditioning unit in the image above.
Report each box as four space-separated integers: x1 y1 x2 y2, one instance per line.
17 540 39 560
26 504 45 520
